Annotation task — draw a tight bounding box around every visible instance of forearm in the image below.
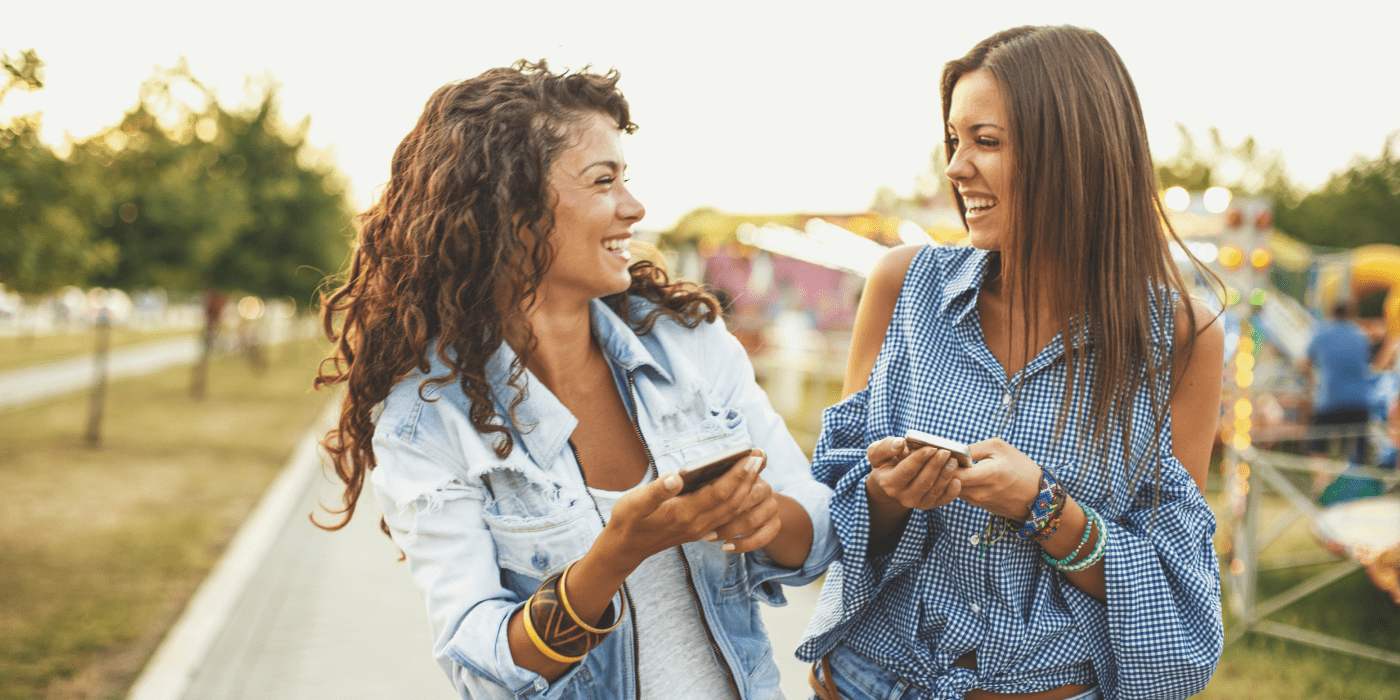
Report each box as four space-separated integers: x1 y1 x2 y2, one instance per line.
865 477 912 556
760 494 814 568
1038 497 1105 601
507 533 637 680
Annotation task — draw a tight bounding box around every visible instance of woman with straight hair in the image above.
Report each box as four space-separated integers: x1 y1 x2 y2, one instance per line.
315 60 837 699
797 26 1225 700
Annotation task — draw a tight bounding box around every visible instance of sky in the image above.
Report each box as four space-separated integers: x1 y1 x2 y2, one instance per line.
3 0 1398 231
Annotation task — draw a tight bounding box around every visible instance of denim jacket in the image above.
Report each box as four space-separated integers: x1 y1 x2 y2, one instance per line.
370 297 838 700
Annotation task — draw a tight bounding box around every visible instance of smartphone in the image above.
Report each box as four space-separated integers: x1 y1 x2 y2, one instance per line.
678 443 754 494
903 429 972 468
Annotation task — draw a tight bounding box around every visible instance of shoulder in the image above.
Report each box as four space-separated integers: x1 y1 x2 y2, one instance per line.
1174 296 1224 353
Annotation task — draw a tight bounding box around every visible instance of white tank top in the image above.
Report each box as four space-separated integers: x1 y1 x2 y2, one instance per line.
586 475 739 699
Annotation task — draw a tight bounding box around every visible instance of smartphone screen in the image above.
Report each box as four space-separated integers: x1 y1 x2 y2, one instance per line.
678 443 753 494
903 430 972 468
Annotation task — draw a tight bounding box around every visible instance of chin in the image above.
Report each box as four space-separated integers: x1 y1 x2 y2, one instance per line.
966 228 1002 251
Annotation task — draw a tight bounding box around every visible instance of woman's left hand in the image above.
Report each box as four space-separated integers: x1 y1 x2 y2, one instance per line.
960 438 1046 521
702 449 783 554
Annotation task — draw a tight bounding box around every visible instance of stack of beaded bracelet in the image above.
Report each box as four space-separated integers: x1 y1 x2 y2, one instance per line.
522 561 626 663
1040 503 1108 572
1015 466 1067 541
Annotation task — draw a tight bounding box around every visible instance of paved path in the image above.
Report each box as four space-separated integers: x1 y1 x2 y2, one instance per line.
130 410 822 699
0 336 198 410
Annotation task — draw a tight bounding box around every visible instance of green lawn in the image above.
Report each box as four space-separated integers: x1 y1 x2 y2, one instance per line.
1200 488 1400 698
0 338 332 700
0 327 196 373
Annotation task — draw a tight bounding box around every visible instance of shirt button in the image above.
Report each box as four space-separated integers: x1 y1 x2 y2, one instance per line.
534 678 547 691
1001 393 1012 406
971 603 981 614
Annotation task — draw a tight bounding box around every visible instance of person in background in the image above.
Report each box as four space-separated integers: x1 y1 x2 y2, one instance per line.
798 26 1225 700
314 61 837 700
1302 301 1375 464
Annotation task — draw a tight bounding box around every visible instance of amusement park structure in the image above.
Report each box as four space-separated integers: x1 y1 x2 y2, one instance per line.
664 190 1400 662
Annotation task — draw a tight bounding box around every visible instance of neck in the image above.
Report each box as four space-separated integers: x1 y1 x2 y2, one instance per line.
981 253 1066 332
522 293 598 390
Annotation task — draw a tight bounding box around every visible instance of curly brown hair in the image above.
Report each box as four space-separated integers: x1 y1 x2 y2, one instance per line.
314 60 717 531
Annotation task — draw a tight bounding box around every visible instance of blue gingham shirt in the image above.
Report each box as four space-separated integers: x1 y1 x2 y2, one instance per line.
796 246 1222 699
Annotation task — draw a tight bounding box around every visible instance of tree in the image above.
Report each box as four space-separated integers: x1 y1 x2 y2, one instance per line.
1155 125 1293 200
0 50 117 292
69 62 353 303
1274 136 1400 250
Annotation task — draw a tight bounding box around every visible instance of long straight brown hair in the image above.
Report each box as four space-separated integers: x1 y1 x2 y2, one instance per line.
941 26 1218 505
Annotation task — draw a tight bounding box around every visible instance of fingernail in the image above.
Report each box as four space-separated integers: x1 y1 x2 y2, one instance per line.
664 474 682 490
892 437 905 450
722 542 736 552
747 456 761 472
704 531 718 541
945 460 957 472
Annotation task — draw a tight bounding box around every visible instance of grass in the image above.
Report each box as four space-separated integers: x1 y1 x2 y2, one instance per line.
0 338 332 700
1199 489 1400 699
0 328 196 373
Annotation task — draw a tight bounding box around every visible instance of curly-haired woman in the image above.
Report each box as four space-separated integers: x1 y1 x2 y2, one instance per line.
315 61 837 700
798 26 1225 700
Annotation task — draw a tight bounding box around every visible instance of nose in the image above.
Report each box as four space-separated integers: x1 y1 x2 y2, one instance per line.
618 182 645 223
944 143 973 182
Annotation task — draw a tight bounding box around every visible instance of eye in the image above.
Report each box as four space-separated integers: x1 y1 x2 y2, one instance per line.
945 138 959 152
977 137 1000 148
595 176 616 185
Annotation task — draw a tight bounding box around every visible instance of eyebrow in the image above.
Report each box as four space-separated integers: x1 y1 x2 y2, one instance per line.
947 122 1004 132
577 159 623 176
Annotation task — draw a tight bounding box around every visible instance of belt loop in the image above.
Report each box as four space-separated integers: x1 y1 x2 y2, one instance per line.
807 653 842 700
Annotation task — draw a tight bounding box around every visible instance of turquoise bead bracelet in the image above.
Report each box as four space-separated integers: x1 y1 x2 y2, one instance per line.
1041 502 1107 572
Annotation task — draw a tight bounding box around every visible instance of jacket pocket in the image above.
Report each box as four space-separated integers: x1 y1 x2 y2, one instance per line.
652 405 752 472
480 466 598 579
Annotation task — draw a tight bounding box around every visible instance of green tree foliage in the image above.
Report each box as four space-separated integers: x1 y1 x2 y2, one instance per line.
1274 136 1400 249
69 62 352 303
0 50 117 292
1155 126 1400 249
1155 124 1292 198
1 54 352 300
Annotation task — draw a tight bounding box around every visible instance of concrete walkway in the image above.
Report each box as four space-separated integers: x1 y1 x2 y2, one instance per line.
128 410 822 700
0 336 198 410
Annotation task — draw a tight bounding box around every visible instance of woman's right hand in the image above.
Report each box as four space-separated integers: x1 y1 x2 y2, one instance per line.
596 453 772 574
864 436 962 550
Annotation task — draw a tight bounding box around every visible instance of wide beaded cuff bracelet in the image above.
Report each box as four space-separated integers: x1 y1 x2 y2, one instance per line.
523 562 625 664
1016 467 1067 540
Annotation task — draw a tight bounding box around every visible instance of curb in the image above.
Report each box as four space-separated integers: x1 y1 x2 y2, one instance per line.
126 401 339 700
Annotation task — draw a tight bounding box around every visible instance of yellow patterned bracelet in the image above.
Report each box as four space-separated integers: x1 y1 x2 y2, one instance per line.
524 561 625 664
522 595 586 664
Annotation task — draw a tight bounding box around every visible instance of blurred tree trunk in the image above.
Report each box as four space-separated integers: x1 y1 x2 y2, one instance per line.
190 288 224 400
84 314 110 447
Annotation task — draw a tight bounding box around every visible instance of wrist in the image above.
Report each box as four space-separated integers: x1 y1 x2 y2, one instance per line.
588 526 644 580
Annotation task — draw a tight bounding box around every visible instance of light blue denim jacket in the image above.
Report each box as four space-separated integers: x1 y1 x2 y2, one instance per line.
370 297 838 700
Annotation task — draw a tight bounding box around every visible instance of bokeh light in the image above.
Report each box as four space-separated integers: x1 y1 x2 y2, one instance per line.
1204 186 1232 213
1219 244 1244 270
237 296 265 320
1164 186 1190 211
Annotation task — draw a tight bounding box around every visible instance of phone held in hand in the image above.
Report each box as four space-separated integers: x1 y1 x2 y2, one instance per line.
678 443 754 495
903 430 972 468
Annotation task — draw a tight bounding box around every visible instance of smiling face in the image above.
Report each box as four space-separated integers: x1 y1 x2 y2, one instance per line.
944 69 1013 251
539 111 645 305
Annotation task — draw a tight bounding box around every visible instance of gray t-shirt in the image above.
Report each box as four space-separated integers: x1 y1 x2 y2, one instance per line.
588 476 744 700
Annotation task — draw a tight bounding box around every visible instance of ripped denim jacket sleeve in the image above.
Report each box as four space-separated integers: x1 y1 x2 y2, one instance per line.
371 432 600 700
